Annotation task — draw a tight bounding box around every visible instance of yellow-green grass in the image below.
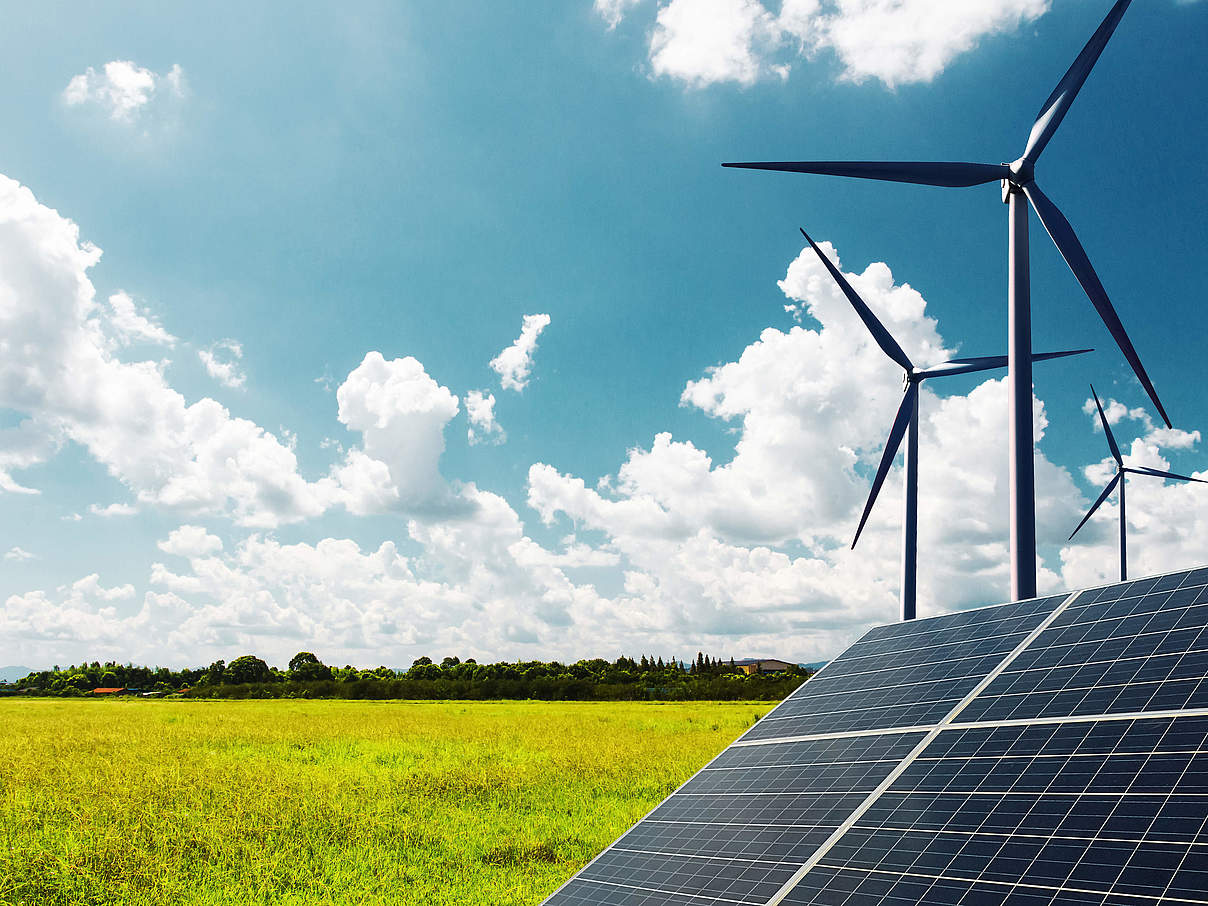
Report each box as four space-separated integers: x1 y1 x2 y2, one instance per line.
0 699 771 906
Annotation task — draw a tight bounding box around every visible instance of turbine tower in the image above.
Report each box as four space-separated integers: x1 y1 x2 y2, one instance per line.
726 0 1168 602
1070 386 1206 582
800 228 1088 620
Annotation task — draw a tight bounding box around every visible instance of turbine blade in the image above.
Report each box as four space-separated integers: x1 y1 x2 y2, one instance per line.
1022 0 1133 167
918 348 1091 379
1090 384 1123 466
723 161 1009 188
799 227 913 372
1130 466 1208 485
917 356 1008 379
1069 471 1121 540
1024 182 1171 427
1034 348 1095 363
852 384 917 549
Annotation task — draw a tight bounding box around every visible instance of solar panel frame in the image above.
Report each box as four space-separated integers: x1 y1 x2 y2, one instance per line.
540 568 1208 906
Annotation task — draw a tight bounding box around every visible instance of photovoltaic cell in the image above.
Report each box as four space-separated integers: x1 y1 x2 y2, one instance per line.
744 596 1065 741
959 569 1208 724
547 731 925 905
541 568 1208 906
779 715 1208 904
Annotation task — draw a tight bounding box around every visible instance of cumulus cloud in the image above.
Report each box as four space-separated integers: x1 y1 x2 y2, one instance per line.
1 497 621 666
466 390 505 445
650 0 787 87
528 237 1083 637
5 212 1205 668
602 0 1050 88
62 61 185 123
329 352 463 515
0 173 327 527
198 339 246 390
158 524 224 559
4 547 35 562
105 292 176 347
490 313 550 392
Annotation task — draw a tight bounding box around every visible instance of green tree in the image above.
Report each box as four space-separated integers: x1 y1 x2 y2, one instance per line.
226 655 271 685
288 652 333 682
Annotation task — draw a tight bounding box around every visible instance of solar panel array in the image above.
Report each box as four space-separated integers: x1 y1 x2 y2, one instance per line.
542 566 1208 906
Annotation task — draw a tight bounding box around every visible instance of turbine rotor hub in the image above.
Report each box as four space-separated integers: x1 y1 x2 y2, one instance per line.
1001 159 1035 202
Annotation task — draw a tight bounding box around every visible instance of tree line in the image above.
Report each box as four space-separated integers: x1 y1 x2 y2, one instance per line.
4 651 810 701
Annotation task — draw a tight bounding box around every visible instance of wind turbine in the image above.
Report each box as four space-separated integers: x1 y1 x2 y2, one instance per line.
800 228 1088 620
726 0 1168 603
1070 386 1206 582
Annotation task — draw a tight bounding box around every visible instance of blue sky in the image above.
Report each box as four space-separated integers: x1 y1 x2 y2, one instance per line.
1 0 1206 669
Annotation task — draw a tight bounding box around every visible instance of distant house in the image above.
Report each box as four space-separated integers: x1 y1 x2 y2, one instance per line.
735 658 796 675
91 687 126 695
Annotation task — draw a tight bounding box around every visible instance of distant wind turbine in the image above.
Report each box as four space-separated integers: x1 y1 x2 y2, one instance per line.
727 0 1167 603
800 228 1089 621
1070 386 1206 582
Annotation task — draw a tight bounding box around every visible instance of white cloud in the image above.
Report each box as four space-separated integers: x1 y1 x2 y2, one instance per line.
4 547 35 562
528 237 1084 640
466 389 506 445
157 525 224 559
199 339 246 390
105 292 176 347
595 0 644 29
607 0 1050 88
62 61 185 123
650 0 787 87
796 0 1050 87
5 217 1205 668
88 502 137 517
0 173 327 527
490 313 550 392
0 419 59 495
329 352 463 514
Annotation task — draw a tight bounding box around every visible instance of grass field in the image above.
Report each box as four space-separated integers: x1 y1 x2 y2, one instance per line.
0 699 771 905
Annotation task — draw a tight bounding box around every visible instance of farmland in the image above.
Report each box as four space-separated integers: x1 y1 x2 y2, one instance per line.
0 699 770 906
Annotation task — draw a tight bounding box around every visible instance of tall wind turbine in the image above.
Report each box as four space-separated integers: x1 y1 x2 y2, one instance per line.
800 228 1088 620
1070 386 1206 581
726 0 1168 602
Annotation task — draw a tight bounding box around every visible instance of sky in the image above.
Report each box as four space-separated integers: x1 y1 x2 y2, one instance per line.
1 0 1206 671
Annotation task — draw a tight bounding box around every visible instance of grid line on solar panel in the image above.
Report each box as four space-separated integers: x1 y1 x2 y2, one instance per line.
577 848 801 903
778 864 1208 906
545 572 1208 906
560 733 926 904
741 598 1069 745
840 594 1065 650
814 611 1060 677
764 589 1087 905
539 619 882 906
960 580 1208 725
774 714 1208 904
548 876 761 906
539 704 925 905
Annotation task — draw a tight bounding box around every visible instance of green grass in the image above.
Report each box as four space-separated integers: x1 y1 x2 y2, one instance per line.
0 699 770 905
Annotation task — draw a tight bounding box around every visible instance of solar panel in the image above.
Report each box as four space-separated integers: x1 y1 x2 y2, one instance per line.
541 567 1208 906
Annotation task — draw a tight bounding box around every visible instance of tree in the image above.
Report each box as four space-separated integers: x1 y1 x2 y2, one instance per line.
206 660 226 685
288 652 332 682
226 655 271 685
412 656 432 667
440 656 460 669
